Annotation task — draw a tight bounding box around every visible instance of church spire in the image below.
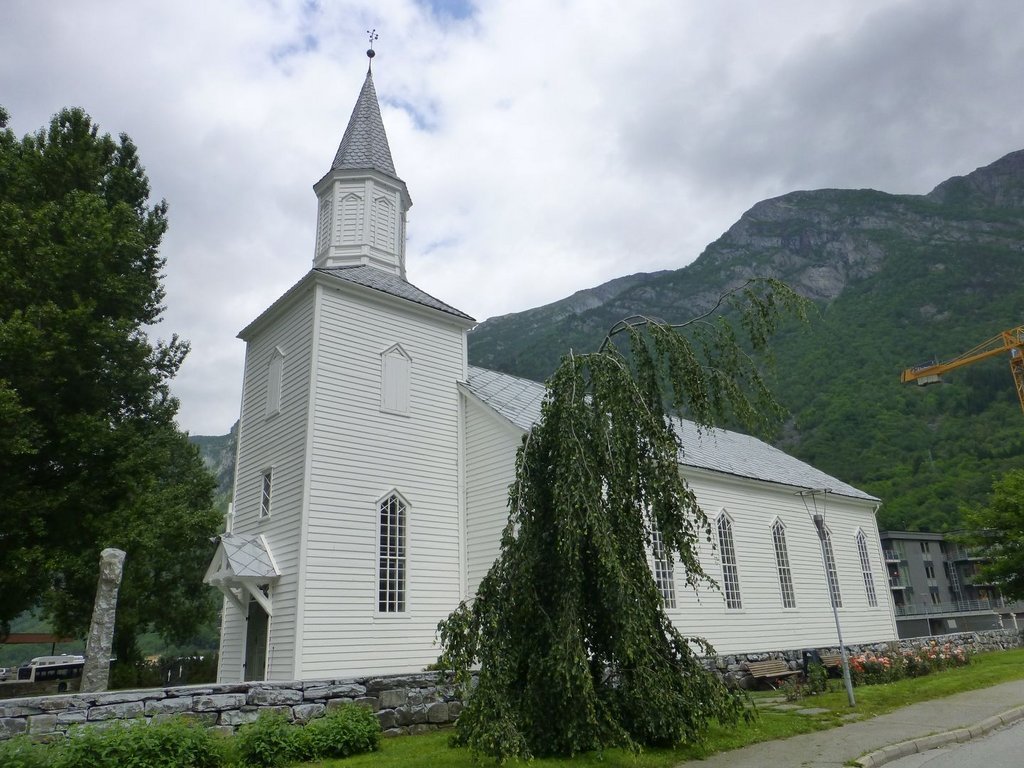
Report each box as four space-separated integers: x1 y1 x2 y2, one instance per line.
312 42 411 277
330 69 398 179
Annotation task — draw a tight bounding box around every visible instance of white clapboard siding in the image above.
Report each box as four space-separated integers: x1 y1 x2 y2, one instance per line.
453 404 897 658
463 395 522 596
217 288 315 681
667 468 897 654
297 285 468 678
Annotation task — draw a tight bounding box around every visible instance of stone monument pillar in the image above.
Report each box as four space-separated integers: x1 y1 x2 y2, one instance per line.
80 547 126 693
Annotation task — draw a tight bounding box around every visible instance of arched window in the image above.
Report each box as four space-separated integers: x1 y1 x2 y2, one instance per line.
771 519 796 608
266 347 284 417
378 491 407 613
717 513 741 609
651 528 676 609
821 525 842 608
856 530 878 607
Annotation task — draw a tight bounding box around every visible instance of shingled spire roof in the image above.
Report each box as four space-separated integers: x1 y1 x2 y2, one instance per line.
331 70 398 179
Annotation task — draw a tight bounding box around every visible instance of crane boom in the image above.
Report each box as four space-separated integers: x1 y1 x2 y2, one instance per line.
901 326 1024 413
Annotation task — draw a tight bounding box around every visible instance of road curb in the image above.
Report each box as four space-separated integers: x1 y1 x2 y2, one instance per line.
853 704 1024 767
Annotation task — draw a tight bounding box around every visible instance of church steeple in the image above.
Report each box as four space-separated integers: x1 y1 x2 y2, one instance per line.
313 52 411 277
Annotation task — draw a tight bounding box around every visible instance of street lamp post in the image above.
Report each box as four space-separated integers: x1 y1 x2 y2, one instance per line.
799 489 856 707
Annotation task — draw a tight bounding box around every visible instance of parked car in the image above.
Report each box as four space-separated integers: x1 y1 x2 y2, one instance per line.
0 666 10 682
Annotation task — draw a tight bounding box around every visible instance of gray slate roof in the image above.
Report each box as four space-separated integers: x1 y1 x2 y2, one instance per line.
464 366 876 502
216 533 279 579
331 70 398 179
316 266 474 321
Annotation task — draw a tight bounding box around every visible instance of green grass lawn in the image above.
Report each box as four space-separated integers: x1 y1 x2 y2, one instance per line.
311 648 1024 767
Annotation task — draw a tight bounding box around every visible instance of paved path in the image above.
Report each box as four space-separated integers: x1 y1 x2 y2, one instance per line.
882 718 1024 768
674 679 1024 768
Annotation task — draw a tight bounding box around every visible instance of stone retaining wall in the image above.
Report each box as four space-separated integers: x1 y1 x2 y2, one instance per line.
3 629 1022 741
0 671 459 742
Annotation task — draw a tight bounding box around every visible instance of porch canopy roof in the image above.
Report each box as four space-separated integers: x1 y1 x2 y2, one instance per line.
204 532 280 616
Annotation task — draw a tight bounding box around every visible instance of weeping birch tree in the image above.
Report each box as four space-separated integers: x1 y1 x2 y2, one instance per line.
437 278 808 761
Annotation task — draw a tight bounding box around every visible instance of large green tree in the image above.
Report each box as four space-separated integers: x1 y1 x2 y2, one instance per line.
438 280 807 761
959 469 1024 601
0 106 220 664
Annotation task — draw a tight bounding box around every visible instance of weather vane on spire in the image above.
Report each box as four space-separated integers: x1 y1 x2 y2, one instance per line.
366 29 378 69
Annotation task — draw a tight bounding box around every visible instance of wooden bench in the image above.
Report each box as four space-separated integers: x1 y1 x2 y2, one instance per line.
743 659 800 688
818 653 843 671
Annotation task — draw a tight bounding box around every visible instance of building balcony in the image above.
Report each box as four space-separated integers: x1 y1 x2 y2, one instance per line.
883 549 902 563
892 597 1009 617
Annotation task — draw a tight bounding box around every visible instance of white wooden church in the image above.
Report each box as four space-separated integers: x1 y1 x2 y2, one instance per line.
204 63 898 683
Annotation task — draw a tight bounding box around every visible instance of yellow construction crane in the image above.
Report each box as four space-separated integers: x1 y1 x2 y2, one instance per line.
901 326 1024 413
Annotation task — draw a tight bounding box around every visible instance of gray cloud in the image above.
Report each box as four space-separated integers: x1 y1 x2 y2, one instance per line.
2 0 1021 434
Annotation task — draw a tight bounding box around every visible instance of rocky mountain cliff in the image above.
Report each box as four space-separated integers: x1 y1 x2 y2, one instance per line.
469 150 1024 530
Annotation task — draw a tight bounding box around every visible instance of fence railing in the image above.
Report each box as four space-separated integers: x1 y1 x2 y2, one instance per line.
893 598 1010 617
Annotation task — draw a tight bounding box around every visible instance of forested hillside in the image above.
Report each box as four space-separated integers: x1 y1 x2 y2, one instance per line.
468 150 1024 531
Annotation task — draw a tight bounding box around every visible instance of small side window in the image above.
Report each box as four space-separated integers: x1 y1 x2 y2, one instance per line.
266 347 284 417
259 469 273 518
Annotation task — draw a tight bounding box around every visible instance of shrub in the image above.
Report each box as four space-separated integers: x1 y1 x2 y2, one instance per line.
296 704 381 761
235 711 300 768
806 662 829 694
59 718 223 768
0 734 57 768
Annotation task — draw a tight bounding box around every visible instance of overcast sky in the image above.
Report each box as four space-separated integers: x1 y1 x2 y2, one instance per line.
3 0 1023 435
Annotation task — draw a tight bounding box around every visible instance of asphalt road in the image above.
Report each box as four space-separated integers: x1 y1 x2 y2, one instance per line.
883 719 1024 768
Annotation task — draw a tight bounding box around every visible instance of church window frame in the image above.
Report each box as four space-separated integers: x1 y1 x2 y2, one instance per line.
717 511 742 609
771 518 797 608
821 524 843 608
259 468 273 519
380 343 411 415
266 346 285 418
377 490 408 614
856 529 879 607
650 527 676 609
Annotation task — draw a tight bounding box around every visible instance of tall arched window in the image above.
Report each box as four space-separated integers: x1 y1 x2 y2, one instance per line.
378 492 407 613
266 347 284 417
651 528 676 609
822 525 842 608
717 513 742 609
772 520 796 608
856 530 878 607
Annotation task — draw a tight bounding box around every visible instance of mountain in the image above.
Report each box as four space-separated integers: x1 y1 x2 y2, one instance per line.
189 423 237 510
468 150 1024 531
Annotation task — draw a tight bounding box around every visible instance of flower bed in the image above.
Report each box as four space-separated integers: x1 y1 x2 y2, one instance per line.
848 641 971 686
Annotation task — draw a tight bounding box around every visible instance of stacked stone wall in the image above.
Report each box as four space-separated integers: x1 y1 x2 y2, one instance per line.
0 671 459 742
3 629 1021 741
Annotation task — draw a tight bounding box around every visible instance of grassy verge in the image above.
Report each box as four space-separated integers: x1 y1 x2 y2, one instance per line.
313 648 1024 767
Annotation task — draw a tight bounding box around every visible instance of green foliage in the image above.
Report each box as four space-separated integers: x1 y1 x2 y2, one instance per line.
959 469 1024 600
0 734 56 768
237 706 382 766
438 280 806 761
5 718 224 768
0 106 219 656
236 712 301 768
296 704 381 760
